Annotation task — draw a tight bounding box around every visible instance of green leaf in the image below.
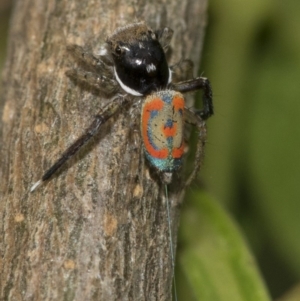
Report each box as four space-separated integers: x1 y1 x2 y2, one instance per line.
177 190 271 301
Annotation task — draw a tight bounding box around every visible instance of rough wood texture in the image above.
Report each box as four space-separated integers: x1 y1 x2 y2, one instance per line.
0 0 208 300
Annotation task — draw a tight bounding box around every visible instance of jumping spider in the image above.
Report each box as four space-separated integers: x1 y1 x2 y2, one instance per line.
30 22 213 192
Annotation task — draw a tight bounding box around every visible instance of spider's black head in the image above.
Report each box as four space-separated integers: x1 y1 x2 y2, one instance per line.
107 23 171 96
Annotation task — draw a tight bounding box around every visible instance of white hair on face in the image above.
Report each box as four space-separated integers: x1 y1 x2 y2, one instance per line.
146 63 156 73
114 67 142 96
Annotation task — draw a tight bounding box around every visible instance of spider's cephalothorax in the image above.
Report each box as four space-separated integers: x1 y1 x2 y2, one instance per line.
107 23 171 96
30 22 213 192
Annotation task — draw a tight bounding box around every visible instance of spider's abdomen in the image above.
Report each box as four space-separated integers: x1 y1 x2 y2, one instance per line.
141 90 185 176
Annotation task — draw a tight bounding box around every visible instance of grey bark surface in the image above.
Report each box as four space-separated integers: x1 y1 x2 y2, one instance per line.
0 0 208 300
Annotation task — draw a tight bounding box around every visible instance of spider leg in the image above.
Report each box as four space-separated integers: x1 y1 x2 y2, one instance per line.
155 27 174 52
170 59 194 82
170 77 213 119
66 69 119 95
183 108 207 188
30 96 128 192
67 44 112 72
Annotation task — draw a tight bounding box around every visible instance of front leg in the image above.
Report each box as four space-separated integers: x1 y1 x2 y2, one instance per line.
30 96 129 192
155 27 174 53
170 59 194 83
67 44 113 72
66 69 119 95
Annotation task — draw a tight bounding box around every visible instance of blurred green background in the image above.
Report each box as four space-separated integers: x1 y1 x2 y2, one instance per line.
178 0 300 300
1 0 300 300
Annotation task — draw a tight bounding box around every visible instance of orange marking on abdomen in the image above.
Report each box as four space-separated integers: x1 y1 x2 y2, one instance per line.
162 124 177 137
142 98 168 159
145 98 164 111
172 143 185 159
172 95 185 111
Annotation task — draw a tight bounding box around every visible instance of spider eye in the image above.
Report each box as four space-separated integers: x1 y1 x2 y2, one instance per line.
115 46 122 55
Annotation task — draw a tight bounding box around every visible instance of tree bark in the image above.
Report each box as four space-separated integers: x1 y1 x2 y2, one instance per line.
0 0 208 300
